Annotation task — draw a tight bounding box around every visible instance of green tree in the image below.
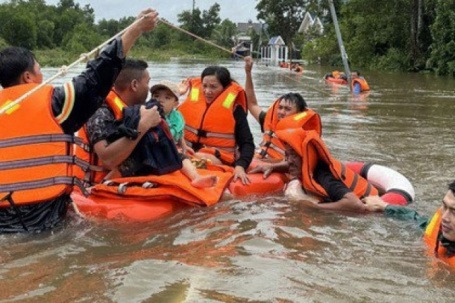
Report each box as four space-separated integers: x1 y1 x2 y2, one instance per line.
2 13 37 49
212 19 237 49
63 22 102 55
178 8 205 40
52 0 95 46
147 22 173 49
178 3 222 40
202 3 221 38
428 0 455 76
97 19 122 38
256 0 307 58
37 20 55 49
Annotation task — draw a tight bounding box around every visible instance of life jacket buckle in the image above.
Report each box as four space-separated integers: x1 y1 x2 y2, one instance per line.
197 129 208 137
118 182 129 194
142 181 157 189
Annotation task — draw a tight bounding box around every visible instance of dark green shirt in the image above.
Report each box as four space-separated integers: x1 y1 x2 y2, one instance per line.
384 205 429 231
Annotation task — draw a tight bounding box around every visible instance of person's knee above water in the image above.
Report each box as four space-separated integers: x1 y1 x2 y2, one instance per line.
364 181 455 267
178 65 255 185
243 56 321 161
0 8 159 233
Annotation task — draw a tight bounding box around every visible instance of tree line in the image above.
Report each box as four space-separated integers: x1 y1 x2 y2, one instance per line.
1 0 454 76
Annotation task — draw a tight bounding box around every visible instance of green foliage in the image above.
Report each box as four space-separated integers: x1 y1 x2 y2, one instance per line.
37 20 55 49
202 3 221 38
373 48 409 71
428 0 455 76
2 13 37 49
1 0 454 77
212 19 238 48
62 23 102 55
256 0 306 46
0 37 9 49
177 3 221 42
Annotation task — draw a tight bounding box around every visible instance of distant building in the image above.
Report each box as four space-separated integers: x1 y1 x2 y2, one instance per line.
261 35 288 64
232 20 265 57
298 12 324 35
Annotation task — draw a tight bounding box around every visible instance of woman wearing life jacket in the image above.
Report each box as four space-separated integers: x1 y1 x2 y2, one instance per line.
178 66 255 184
244 56 322 162
351 71 370 94
364 181 455 267
274 128 378 212
0 8 159 233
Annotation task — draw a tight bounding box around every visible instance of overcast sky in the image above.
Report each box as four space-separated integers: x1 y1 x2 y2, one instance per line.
38 0 259 24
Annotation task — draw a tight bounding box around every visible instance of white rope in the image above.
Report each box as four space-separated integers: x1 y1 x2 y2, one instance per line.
0 15 147 116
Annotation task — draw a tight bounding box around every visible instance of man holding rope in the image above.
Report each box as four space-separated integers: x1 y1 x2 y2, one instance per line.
0 8 158 233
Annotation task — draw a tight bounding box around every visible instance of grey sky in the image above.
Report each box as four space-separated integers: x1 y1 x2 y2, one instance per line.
40 0 259 24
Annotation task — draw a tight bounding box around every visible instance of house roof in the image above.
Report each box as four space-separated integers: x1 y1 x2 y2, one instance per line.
268 36 285 45
236 21 266 35
298 11 324 34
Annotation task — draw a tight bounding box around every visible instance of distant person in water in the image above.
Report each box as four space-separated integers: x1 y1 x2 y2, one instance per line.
351 70 370 94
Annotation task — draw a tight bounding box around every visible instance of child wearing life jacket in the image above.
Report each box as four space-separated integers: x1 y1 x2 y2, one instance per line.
150 80 218 188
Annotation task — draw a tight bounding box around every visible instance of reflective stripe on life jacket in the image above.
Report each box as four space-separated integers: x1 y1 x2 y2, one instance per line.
179 77 247 165
0 83 87 205
256 99 322 160
423 208 455 267
351 78 370 92
74 91 124 185
276 128 378 201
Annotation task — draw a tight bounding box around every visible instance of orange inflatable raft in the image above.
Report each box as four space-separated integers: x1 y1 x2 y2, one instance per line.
324 71 348 85
72 165 288 221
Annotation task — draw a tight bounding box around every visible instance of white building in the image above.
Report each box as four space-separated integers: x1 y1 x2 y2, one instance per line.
261 35 288 65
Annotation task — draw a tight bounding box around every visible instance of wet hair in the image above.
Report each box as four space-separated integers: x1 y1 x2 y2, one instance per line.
448 180 455 194
278 93 307 112
114 59 148 91
0 46 36 88
352 70 361 76
201 66 232 89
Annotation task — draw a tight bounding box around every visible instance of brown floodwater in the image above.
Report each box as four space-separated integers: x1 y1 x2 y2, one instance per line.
1 60 455 303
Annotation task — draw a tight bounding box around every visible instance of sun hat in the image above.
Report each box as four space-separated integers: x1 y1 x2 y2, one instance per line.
150 80 180 100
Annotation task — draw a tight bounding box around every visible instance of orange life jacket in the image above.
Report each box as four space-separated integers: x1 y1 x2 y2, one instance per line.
0 84 88 206
179 78 247 166
74 91 125 185
276 128 378 201
423 208 455 267
351 77 370 92
257 99 322 160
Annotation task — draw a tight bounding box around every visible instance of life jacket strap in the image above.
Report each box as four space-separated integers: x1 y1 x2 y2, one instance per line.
0 192 28 231
0 155 73 170
0 176 76 193
0 133 75 148
100 180 159 194
185 125 235 139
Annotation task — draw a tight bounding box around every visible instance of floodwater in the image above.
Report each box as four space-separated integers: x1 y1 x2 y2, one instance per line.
1 59 455 303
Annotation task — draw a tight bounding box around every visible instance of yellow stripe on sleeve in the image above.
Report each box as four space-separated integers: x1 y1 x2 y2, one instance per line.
56 82 75 124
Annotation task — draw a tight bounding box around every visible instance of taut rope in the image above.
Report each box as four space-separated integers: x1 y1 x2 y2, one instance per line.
0 15 148 116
